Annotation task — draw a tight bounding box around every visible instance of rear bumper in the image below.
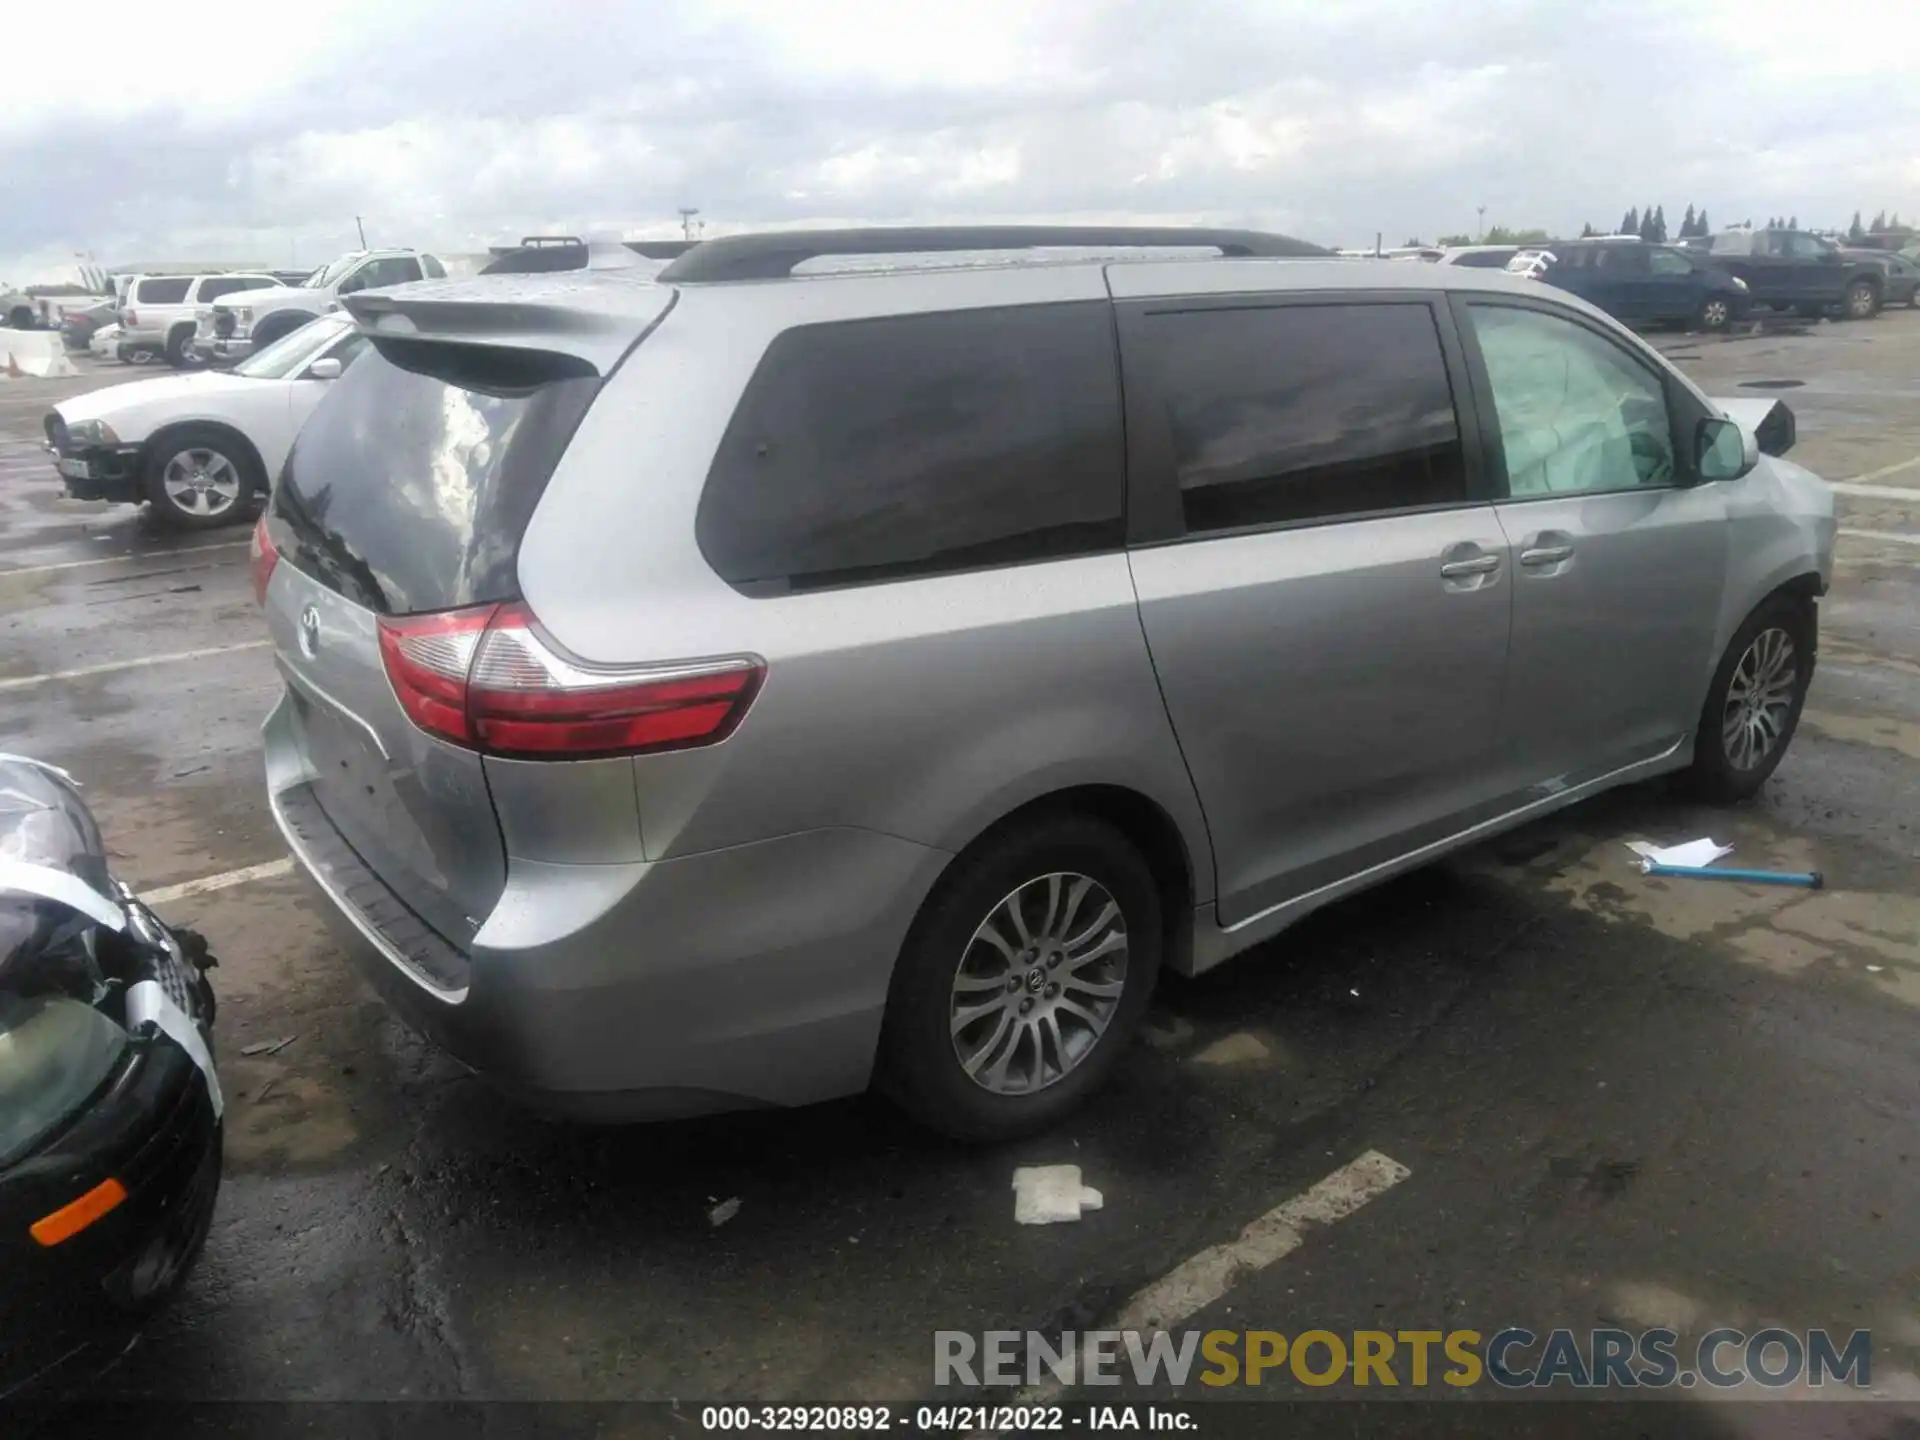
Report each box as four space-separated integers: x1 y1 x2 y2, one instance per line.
265 696 952 1120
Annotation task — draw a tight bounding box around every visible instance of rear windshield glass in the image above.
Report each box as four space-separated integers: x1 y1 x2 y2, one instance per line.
269 340 599 614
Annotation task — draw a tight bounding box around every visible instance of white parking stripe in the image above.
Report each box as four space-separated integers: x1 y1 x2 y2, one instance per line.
1830 482 1920 502
0 540 249 579
141 857 293 907
1012 1150 1410 1407
0 639 270 692
1839 528 1920 547
1848 455 1920 485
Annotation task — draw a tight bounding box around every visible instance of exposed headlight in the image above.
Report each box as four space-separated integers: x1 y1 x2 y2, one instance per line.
1731 277 1749 291
65 418 120 447
0 993 128 1168
234 307 252 325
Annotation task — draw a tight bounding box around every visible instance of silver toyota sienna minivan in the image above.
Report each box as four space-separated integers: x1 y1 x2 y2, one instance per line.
257 227 1836 1139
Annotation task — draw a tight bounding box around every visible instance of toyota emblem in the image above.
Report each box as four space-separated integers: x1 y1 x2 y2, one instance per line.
298 604 322 658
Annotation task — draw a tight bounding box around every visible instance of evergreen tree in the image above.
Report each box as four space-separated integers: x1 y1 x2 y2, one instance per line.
1580 222 1596 238
1787 214 1798 230
1848 210 1866 242
1696 208 1710 236
1651 204 1668 242
1620 208 1638 236
1869 209 1887 232
1681 203 1697 237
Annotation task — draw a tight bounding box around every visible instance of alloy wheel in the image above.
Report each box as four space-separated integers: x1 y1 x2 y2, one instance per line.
1722 626 1798 770
949 871 1129 1096
162 448 241 518
1702 299 1729 329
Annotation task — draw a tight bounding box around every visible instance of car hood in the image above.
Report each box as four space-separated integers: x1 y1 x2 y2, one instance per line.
213 284 326 310
55 370 267 428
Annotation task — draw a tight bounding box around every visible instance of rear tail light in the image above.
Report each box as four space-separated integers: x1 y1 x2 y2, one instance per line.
248 517 279 605
377 602 763 760
123 308 136 326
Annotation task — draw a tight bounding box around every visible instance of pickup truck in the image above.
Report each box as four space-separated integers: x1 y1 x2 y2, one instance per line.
1704 229 1887 320
119 274 282 367
194 248 446 363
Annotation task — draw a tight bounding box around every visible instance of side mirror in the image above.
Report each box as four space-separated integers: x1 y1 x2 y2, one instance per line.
1696 416 1757 482
306 357 343 380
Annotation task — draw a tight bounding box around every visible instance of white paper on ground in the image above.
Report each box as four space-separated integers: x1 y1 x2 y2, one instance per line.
1012 1165 1105 1225
1625 838 1734 869
126 978 223 1119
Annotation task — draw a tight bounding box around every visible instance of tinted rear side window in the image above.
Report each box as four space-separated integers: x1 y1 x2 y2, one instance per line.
269 341 599 614
698 302 1125 594
136 277 191 304
1142 303 1465 535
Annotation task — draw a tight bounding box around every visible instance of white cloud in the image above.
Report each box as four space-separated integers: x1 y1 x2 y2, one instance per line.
3 0 1917 282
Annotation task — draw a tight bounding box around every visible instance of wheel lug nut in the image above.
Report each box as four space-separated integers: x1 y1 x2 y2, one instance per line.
1046 954 1059 969
1019 998 1033 1014
1006 977 1020 993
1045 983 1059 998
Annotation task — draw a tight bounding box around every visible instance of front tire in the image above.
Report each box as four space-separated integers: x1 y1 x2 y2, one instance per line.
878 814 1162 1141
164 324 201 368
141 425 260 530
1696 295 1733 332
1842 279 1880 320
1676 594 1814 803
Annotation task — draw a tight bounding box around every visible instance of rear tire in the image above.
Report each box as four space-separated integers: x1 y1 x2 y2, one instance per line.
141 424 261 530
877 813 1161 1141
1842 279 1880 320
247 311 315 351
1675 594 1814 803
1695 295 1733 332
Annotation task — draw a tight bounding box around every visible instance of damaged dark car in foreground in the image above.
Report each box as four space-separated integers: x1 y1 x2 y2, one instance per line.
0 755 222 1410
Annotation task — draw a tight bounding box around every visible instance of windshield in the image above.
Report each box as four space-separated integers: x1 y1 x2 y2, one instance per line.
234 316 351 379
303 255 360 290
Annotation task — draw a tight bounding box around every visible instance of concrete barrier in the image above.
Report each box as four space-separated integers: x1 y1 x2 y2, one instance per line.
0 329 78 379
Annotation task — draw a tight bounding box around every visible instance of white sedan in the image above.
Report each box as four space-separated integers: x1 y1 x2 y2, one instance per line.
45 315 367 529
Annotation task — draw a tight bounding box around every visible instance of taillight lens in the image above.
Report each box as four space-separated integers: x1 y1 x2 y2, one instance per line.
248 517 279 605
377 602 763 760
123 308 136 326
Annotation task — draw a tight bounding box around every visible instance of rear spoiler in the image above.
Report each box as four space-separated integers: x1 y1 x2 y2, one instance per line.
341 276 674 374
1710 396 1795 458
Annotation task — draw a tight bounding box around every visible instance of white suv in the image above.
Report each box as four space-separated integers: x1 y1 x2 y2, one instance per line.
118 273 281 367
195 248 445 363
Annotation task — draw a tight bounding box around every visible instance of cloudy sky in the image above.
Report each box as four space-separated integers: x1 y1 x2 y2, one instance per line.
5 0 1917 282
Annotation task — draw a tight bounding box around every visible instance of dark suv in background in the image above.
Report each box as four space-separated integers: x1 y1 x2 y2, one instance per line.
1706 229 1885 319
1525 240 1750 331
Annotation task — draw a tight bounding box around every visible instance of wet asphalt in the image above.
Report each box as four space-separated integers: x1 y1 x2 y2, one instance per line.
1 312 1918 1434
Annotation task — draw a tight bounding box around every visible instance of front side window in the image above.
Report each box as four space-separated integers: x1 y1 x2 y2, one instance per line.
1469 304 1676 499
1649 248 1694 275
1709 232 1755 257
196 276 263 302
1789 233 1834 259
342 257 423 293
420 254 447 279
698 303 1125 593
1142 302 1466 535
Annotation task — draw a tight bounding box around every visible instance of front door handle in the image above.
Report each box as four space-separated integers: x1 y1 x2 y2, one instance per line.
1440 554 1501 578
1520 544 1574 567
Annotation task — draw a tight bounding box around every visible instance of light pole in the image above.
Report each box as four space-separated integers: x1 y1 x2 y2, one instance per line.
1477 205 1487 242
679 207 701 241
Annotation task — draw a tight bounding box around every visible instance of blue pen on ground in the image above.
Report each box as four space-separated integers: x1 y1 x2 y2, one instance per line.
1640 862 1824 889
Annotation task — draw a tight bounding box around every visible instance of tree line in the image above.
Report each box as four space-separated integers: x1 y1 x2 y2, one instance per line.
1416 205 1915 250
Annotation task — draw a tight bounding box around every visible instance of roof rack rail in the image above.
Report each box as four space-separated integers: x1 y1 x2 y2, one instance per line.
655 225 1328 283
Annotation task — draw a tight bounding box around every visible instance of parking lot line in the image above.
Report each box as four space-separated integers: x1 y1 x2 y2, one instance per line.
1108 1149 1412 1332
0 540 249 579
1848 455 1920 486
1838 528 1920 547
141 857 293 907
1830 482 1920 502
0 639 270 692
1009 1150 1410 1407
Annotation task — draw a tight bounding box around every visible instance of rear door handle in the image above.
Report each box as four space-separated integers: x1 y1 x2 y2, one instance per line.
1440 555 1501 578
1520 544 1574 566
